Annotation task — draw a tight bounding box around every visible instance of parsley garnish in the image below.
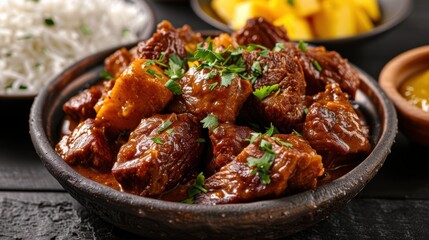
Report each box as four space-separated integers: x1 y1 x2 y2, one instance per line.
312 60 322 72
44 18 55 26
165 54 185 80
200 114 218 130
146 68 163 78
265 123 279 137
166 128 174 134
273 43 285 52
158 119 172 133
247 151 276 184
164 79 182 95
182 172 207 204
221 72 235 87
304 107 309 115
250 61 263 83
298 40 308 52
152 137 164 145
273 137 293 148
253 84 279 100
292 129 302 137
209 82 218 91
80 24 91 35
99 70 114 80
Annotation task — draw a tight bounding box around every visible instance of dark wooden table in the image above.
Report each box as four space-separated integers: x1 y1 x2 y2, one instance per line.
1 1 429 239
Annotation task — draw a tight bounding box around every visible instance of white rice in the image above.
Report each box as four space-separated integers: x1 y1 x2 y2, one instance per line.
0 0 150 95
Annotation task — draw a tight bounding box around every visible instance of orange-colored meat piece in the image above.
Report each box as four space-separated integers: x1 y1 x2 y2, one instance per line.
96 59 173 133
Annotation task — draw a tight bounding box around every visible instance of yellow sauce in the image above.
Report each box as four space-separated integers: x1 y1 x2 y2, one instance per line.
399 70 429 112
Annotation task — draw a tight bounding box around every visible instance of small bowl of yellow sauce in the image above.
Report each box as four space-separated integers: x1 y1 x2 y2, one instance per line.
380 45 429 146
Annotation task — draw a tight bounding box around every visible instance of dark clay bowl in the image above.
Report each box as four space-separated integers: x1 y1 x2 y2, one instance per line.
191 0 412 47
29 42 397 239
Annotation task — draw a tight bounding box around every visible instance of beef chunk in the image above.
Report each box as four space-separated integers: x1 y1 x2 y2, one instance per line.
195 134 323 205
207 123 253 174
242 50 306 131
96 59 173 133
63 80 113 122
170 67 253 123
232 17 290 49
283 42 360 98
56 119 114 172
133 20 203 65
302 83 370 167
104 48 133 78
112 113 204 197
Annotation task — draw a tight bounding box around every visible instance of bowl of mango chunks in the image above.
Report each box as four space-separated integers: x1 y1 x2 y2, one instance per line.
191 0 412 45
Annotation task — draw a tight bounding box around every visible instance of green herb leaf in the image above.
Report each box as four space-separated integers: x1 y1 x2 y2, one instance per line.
265 123 279 137
304 107 308 115
80 24 91 35
273 43 285 52
204 71 217 80
298 40 307 52
122 28 130 37
164 79 182 95
247 151 276 184
182 172 207 204
158 119 172 133
273 137 293 148
253 84 279 100
257 49 269 57
146 68 163 78
99 70 114 80
245 132 262 144
152 137 164 145
312 60 322 72
209 82 218 91
166 128 174 134
165 54 185 80
200 114 218 130
292 129 302 137
44 18 55 26
221 72 235 87
259 139 275 154
196 138 206 143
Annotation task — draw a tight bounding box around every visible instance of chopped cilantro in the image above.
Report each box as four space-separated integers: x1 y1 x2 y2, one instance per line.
182 172 207 204
245 132 262 144
209 82 218 91
273 137 293 148
164 54 185 80
200 114 218 130
247 151 276 184
44 18 55 26
253 84 279 100
312 60 322 72
298 40 308 52
265 123 279 137
304 107 309 115
292 129 302 137
221 72 235 87
164 79 182 95
152 137 164 145
273 43 285 52
166 128 174 134
80 24 91 35
158 119 172 133
146 68 163 78
99 70 113 80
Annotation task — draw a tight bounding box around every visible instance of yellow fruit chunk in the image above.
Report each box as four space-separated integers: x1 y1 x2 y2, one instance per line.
312 1 356 39
294 0 320 17
268 0 293 19
231 0 274 30
354 6 374 33
211 0 242 23
274 13 313 40
353 0 381 22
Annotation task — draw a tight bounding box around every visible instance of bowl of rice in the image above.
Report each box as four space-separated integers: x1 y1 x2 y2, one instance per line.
0 0 155 98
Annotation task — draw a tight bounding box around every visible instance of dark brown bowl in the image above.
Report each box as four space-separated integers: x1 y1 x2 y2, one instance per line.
190 0 412 47
29 43 397 239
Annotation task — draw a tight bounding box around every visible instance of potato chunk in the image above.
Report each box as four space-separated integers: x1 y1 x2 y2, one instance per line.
96 59 173 132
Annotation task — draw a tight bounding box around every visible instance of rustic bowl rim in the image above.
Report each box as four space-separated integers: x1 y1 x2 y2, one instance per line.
190 0 413 46
379 45 429 124
29 43 397 237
